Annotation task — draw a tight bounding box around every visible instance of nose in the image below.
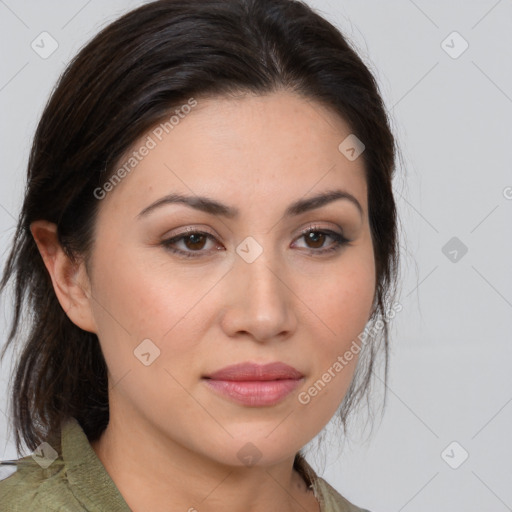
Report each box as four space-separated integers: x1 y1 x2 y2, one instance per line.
218 247 298 344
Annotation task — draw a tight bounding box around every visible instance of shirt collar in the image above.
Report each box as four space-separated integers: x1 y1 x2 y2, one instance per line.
61 417 131 511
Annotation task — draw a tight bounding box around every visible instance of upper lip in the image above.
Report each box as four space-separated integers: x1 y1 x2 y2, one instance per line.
204 362 303 381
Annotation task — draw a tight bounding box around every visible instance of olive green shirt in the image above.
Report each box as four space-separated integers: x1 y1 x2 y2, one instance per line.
0 418 370 512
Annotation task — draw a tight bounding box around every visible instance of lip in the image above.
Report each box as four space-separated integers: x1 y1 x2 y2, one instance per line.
205 362 304 381
203 362 304 407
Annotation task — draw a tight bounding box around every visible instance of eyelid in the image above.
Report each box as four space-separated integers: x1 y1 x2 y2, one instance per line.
296 222 343 236
160 222 350 260
160 226 222 256
166 222 345 243
165 225 218 239
293 224 349 247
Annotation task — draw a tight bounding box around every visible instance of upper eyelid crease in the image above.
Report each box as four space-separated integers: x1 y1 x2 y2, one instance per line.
165 224 347 246
137 189 363 220
168 225 343 240
162 227 348 257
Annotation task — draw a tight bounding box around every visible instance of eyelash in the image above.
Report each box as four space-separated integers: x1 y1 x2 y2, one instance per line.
160 226 350 259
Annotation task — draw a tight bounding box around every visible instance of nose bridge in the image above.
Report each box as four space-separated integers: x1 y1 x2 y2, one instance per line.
243 251 281 302
221 239 296 342
238 240 285 310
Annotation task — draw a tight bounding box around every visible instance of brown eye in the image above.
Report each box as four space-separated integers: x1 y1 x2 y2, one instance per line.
183 233 207 251
293 227 350 255
161 230 223 259
162 227 349 260
304 231 327 249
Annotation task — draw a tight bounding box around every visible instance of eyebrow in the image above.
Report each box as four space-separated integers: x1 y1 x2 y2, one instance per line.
137 189 363 220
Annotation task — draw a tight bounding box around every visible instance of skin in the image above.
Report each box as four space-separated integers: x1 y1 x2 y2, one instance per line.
31 90 376 512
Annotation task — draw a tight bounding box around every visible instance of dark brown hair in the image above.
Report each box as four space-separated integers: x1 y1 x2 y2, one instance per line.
1 0 399 453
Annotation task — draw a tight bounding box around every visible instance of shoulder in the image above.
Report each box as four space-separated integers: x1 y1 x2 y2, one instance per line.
0 456 85 512
294 453 372 512
1 418 131 512
314 476 372 512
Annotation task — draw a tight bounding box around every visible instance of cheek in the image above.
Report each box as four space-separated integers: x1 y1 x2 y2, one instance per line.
296 245 375 406
87 254 201 415
88 242 212 375
305 248 376 343
90 240 174 335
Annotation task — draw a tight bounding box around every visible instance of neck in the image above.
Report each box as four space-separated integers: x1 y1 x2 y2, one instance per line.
91 407 319 512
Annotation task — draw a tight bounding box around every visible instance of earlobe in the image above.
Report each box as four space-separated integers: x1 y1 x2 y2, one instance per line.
30 220 97 333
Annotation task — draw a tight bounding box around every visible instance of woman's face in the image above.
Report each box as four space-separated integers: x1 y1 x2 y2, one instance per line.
85 91 375 466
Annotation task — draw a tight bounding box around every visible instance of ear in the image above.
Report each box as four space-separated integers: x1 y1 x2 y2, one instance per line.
30 220 97 333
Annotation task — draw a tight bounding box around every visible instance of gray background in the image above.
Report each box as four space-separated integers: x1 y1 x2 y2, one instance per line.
1 1 511 511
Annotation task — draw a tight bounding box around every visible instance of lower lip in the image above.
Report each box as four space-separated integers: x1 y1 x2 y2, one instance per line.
203 378 303 406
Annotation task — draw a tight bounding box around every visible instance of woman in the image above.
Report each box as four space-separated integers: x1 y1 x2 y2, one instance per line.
0 0 399 510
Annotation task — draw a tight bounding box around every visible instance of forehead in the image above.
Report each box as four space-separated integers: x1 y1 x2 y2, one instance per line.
99 91 368 218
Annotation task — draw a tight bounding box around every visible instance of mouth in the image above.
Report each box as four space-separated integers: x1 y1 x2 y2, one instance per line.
202 362 304 407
